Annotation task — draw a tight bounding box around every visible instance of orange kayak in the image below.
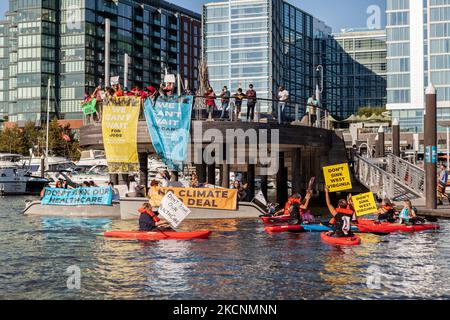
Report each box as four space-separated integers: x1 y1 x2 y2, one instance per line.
320 232 361 246
104 230 212 240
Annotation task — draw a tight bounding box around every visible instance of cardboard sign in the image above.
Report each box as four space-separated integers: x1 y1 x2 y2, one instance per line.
158 192 191 228
149 186 238 211
323 163 352 192
110 76 120 86
352 192 378 216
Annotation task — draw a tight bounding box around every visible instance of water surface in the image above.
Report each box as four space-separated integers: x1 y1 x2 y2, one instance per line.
0 197 449 299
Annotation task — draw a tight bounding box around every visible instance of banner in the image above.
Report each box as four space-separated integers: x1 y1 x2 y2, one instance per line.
102 96 140 173
323 163 352 192
159 192 192 228
82 98 97 115
352 192 378 216
41 187 113 206
143 95 193 170
149 186 238 211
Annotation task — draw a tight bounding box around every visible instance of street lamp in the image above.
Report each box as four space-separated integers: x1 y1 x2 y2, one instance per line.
315 65 324 94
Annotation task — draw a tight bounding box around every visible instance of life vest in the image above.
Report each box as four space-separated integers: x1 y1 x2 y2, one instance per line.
329 207 354 224
336 207 354 216
138 207 160 223
283 197 302 215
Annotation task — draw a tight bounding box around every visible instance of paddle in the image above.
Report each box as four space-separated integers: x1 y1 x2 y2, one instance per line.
420 216 438 223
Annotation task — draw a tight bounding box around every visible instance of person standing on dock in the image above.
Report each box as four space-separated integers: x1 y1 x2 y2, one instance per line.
437 163 449 205
278 85 289 123
306 94 318 126
220 86 231 119
246 84 257 122
233 88 245 121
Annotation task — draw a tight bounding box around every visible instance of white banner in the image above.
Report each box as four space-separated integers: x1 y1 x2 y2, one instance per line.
159 192 191 228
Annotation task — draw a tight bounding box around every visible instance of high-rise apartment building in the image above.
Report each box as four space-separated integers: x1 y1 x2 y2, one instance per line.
321 29 387 119
203 0 332 113
386 0 450 132
0 0 201 128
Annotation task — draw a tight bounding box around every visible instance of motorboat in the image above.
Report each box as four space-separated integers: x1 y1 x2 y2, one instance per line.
76 150 107 167
0 153 49 195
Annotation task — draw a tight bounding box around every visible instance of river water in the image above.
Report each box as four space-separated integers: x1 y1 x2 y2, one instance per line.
1 196 449 300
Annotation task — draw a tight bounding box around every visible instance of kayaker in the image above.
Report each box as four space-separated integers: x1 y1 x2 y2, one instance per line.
324 187 357 237
275 191 311 216
398 200 418 225
138 203 172 232
377 198 397 222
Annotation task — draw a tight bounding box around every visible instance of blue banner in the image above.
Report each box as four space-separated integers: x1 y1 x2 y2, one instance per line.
144 95 193 170
41 187 113 206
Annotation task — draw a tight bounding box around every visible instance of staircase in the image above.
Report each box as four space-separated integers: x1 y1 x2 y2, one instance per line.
354 154 425 202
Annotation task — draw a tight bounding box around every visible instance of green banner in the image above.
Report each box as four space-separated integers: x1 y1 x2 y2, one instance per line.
82 98 97 115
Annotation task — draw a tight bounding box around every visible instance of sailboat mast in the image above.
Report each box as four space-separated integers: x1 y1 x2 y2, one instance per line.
46 78 50 158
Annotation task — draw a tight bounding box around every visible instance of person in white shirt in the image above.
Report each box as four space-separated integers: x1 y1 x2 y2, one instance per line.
278 85 289 123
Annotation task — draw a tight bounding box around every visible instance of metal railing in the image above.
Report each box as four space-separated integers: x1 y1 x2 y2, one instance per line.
354 155 395 200
385 153 425 197
83 95 331 130
354 155 424 201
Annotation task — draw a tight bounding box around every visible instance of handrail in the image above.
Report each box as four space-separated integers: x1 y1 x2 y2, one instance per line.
385 153 425 197
354 155 423 201
83 95 331 129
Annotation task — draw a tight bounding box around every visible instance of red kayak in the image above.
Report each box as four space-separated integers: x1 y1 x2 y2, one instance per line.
260 215 290 224
320 232 361 246
357 220 440 233
265 225 304 233
104 230 212 240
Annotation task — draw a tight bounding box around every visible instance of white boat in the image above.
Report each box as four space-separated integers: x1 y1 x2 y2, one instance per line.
22 197 265 220
76 150 107 167
0 153 49 195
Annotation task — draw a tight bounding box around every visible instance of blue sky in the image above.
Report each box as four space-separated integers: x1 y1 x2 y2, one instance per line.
0 0 386 32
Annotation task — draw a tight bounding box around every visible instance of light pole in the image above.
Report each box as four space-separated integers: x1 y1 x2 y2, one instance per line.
316 65 324 128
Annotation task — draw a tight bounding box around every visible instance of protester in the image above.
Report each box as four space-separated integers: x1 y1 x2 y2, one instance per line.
377 198 397 222
190 173 199 188
233 88 245 121
138 203 172 232
108 181 120 201
324 187 357 237
246 84 257 122
398 200 418 225
241 182 252 202
220 86 231 119
278 85 289 123
275 191 312 217
306 94 318 126
160 170 170 187
204 87 216 119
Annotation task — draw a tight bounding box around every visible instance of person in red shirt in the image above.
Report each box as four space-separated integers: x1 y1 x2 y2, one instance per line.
275 191 312 216
204 87 216 118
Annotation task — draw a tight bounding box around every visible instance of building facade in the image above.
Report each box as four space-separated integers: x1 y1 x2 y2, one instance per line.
203 0 331 114
0 0 201 128
324 29 387 120
386 0 450 132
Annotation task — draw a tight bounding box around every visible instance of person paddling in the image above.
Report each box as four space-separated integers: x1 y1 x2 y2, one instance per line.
377 198 397 222
324 187 357 237
138 203 172 232
275 191 311 217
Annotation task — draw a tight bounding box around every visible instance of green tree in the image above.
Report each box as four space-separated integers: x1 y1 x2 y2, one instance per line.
357 107 386 118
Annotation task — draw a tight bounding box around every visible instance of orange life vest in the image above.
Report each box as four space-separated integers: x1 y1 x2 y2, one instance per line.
138 207 160 223
283 197 302 215
329 207 354 224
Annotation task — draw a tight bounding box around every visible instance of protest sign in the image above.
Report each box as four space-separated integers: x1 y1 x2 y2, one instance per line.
323 163 352 192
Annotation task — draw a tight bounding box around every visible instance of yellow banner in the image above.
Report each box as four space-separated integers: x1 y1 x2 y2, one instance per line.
149 186 238 211
323 163 352 192
352 192 378 216
102 96 140 173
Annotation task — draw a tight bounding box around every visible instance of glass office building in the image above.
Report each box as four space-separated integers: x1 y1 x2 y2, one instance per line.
203 0 331 113
323 29 387 119
386 0 450 132
0 0 201 127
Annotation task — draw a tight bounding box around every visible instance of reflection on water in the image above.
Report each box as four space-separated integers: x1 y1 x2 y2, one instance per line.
0 196 449 300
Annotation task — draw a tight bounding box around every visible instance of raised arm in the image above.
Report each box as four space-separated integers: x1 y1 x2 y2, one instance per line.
301 191 312 210
325 187 337 216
